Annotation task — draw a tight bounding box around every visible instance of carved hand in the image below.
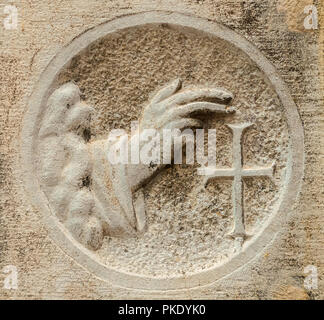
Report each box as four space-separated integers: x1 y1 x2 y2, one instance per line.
127 79 234 191
140 78 233 131
39 81 234 251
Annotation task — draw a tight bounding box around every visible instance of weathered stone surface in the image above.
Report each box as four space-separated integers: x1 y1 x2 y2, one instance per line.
0 0 322 299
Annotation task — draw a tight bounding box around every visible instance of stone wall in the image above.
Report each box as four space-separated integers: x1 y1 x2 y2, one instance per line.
0 0 322 299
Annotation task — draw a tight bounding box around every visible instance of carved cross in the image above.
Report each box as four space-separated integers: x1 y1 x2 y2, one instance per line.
198 123 275 249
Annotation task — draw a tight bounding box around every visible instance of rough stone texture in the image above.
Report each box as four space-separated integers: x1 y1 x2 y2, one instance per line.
0 0 322 299
56 25 288 277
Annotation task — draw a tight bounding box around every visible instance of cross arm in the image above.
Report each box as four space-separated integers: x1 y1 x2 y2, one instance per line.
241 162 275 179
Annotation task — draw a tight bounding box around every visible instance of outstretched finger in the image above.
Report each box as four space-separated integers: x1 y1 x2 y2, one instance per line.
168 102 235 119
164 87 233 106
165 118 204 131
151 78 182 105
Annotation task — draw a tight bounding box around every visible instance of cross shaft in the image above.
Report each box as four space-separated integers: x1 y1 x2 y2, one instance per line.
198 123 274 245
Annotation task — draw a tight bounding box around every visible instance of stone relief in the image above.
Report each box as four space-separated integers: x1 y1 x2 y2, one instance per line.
199 123 275 251
22 12 303 290
38 80 234 250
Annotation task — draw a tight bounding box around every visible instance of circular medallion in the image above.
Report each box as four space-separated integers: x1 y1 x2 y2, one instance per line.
21 11 304 291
